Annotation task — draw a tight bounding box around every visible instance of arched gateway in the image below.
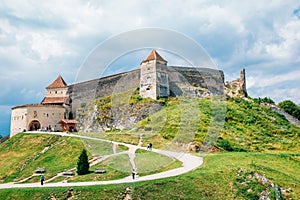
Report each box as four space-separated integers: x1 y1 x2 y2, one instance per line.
29 120 41 131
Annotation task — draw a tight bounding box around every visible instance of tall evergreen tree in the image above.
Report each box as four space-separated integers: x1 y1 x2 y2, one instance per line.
77 149 89 175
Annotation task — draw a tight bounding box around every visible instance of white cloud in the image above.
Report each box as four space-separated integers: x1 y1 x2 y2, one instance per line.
248 70 300 88
0 0 300 133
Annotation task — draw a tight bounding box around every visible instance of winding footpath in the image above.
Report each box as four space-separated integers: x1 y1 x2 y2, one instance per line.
0 132 203 189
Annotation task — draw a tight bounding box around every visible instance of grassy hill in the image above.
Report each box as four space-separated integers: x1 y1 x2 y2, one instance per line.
0 96 299 199
98 96 300 152
0 133 85 183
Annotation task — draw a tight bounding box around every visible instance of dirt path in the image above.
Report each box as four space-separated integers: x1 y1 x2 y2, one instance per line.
0 132 203 189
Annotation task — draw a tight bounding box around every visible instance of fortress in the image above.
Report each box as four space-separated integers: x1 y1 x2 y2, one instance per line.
10 50 247 137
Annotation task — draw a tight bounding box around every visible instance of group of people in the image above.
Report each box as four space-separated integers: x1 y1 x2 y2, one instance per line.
147 143 152 150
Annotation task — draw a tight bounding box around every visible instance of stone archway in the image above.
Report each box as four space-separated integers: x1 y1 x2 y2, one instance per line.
29 120 41 131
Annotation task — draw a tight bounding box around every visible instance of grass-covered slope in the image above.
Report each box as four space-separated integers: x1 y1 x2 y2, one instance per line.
105 97 300 152
0 152 298 199
0 133 85 183
220 98 300 152
0 96 299 199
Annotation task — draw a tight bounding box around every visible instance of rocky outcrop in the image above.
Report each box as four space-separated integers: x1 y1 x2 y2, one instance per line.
225 69 248 98
76 100 163 132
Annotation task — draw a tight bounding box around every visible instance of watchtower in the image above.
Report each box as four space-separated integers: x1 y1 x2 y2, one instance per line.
140 50 169 99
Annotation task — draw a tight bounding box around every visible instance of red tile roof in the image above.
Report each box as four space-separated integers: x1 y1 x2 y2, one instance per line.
46 75 68 89
143 50 167 63
41 97 68 105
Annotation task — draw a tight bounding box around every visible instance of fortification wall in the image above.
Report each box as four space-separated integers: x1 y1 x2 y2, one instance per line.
68 66 225 119
10 107 27 137
169 67 225 97
68 69 140 116
10 105 65 137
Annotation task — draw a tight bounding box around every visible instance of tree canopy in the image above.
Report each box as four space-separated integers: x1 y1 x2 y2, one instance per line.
278 100 300 120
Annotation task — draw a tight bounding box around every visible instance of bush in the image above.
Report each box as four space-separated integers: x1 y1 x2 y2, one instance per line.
217 139 234 151
77 149 90 175
278 100 300 120
253 97 275 105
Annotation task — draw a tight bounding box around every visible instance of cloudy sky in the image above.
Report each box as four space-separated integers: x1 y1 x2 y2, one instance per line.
0 0 300 136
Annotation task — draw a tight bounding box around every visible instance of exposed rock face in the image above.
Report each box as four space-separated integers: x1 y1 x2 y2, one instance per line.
224 69 248 98
76 101 163 132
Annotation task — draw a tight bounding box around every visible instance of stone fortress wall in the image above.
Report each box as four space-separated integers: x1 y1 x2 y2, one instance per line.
68 69 140 117
67 67 225 118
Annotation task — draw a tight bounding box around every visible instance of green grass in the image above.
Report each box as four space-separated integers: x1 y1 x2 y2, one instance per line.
135 149 182 176
0 133 85 183
67 164 128 182
81 139 128 156
101 154 133 174
0 152 298 199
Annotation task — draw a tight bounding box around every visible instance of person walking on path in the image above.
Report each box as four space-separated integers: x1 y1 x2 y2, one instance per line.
132 169 136 180
147 143 153 150
40 175 45 185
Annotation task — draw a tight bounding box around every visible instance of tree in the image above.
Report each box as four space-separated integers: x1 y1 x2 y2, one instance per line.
77 149 89 175
278 100 300 120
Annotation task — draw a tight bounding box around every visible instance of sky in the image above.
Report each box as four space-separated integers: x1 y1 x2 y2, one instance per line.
0 0 300 136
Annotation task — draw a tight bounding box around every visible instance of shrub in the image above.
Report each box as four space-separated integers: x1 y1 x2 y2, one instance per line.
253 97 275 105
217 139 234 151
278 100 300 120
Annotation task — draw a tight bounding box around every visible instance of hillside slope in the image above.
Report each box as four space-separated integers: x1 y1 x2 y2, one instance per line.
0 96 299 199
90 96 300 152
0 133 85 183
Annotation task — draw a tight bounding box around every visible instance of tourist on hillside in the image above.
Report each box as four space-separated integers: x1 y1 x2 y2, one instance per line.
147 143 153 150
40 175 45 185
132 168 136 180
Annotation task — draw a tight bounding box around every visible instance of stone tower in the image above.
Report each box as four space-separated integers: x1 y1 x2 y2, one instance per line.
140 50 169 99
240 68 248 97
41 75 69 106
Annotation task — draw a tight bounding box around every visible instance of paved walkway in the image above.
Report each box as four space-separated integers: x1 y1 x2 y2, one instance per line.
0 132 203 189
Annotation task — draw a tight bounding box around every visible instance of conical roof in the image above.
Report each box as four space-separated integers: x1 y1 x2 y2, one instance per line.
143 50 167 63
46 75 68 89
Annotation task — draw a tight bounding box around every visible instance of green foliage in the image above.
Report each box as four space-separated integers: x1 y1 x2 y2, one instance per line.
278 100 300 120
77 149 90 175
217 139 234 151
253 97 275 105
